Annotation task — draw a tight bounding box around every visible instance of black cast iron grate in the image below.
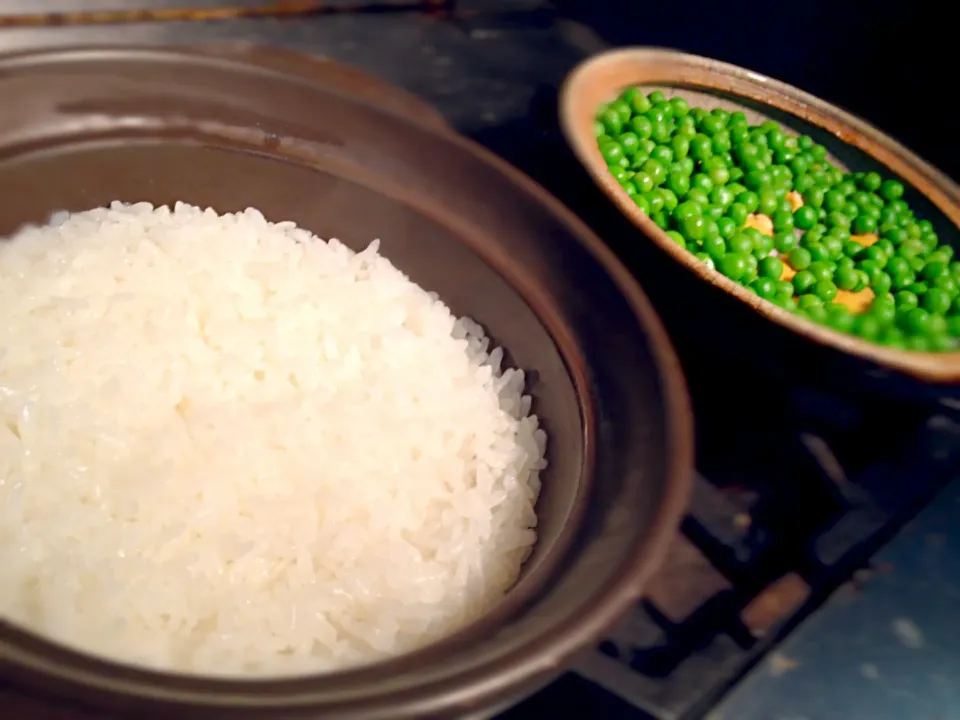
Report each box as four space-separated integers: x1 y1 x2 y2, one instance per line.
492 83 960 720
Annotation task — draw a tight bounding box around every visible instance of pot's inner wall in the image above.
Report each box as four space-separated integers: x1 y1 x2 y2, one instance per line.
0 141 584 588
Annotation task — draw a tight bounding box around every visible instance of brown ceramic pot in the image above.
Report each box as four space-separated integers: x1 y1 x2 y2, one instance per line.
0 46 692 718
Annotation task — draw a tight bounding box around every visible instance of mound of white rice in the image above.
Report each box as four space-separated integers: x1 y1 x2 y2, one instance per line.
0 201 545 676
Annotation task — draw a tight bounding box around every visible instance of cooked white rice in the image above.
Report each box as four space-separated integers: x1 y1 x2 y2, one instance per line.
0 201 545 676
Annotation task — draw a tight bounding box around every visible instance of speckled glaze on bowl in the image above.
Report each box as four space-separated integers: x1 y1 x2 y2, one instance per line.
561 47 960 401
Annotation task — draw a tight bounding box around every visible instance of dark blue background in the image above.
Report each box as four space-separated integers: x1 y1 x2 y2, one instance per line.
558 0 952 178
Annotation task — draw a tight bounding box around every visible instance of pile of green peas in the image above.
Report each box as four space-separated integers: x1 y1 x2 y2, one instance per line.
595 86 960 353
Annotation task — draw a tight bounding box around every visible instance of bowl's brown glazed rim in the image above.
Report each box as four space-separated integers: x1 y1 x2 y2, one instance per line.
560 47 960 384
0 45 694 717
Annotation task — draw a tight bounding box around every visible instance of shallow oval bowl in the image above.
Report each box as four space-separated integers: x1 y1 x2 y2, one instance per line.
560 47 960 390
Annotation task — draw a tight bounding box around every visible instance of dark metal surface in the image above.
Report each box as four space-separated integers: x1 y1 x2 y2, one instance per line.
713 471 960 720
0 14 598 136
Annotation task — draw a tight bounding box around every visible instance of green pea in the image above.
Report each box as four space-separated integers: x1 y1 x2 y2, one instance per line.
825 189 846 212
851 214 878 235
841 240 863 258
823 235 845 260
794 173 815 194
712 130 733 154
874 238 895 257
661 188 679 212
860 171 883 192
648 102 673 124
895 290 919 312
710 186 735 209
651 145 674 164
679 215 706 242
666 171 690 197
730 126 750 146
633 194 651 214
774 290 797 310
933 274 959 300
759 256 784 279
690 134 713 161
732 191 757 214
834 264 859 291
826 304 855 332
691 173 714 192
797 294 823 310
871 270 893 295
648 90 667 105
651 120 672 144
758 189 780 216
728 202 749 226
788 247 813 270
827 211 851 229
666 230 687 248
924 288 953 315
601 108 624 135
898 239 926 260
900 307 933 337
630 115 653 139
670 96 691 117
709 165 731 186
645 191 665 214
805 304 829 323
651 210 670 229
717 252 749 281
920 261 947 283
772 209 795 232
701 217 721 240
808 261 835 283
870 301 897 327
745 169 773 191
694 253 717 270
752 277 778 299
880 178 905 202
726 231 754 256
687 188 710 207
860 245 887 268
793 270 817 294
702 235 727 259
814 279 838 302
673 200 702 221
790 156 812 177
855 314 882 341
887 256 910 277
630 153 650 170
775 231 798 254
601 143 624 166
671 134 690 159
634 171 655 193
794 205 818 230
891 269 917 291
617 133 641 157
716 216 737 239
879 326 907 348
